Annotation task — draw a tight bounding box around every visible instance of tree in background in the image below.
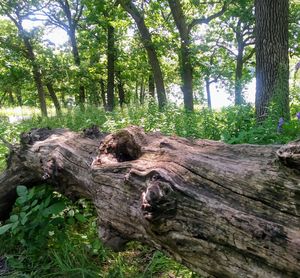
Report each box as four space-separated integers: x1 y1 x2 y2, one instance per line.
167 0 228 111
118 0 167 110
216 0 255 105
45 0 85 104
255 0 290 121
0 20 31 107
0 0 48 116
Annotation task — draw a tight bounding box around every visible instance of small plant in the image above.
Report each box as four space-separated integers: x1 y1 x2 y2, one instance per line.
0 185 69 253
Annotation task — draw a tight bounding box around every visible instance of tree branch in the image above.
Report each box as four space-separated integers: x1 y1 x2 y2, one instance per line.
188 1 229 33
242 47 255 63
216 43 237 57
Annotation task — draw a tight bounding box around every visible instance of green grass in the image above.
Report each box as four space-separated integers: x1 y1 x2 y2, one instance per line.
0 103 299 277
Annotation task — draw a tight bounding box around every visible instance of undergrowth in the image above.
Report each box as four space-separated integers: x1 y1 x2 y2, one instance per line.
0 103 299 277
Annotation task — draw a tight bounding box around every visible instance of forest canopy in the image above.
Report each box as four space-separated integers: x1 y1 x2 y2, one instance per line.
0 0 298 119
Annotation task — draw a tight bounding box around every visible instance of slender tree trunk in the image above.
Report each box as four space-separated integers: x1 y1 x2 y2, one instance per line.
148 74 155 98
205 77 212 109
117 80 126 108
135 79 139 104
235 50 244 105
46 82 61 116
100 78 106 108
181 41 193 110
68 28 85 104
119 0 167 110
7 89 15 105
4 13 48 116
32 67 48 117
167 0 194 111
59 0 85 105
140 76 145 105
24 38 47 116
16 87 22 106
255 0 289 121
106 24 115 111
22 35 48 117
116 71 126 107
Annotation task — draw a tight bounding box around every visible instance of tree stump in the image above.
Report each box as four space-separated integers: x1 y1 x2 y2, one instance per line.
0 126 299 277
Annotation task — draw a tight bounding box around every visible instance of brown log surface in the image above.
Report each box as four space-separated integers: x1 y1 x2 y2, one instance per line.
0 126 299 278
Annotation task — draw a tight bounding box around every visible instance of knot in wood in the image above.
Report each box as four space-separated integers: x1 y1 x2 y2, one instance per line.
276 141 300 170
141 174 177 222
20 128 53 146
83 125 102 139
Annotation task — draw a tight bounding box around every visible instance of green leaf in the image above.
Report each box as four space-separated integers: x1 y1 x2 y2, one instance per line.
67 217 75 225
16 196 27 205
75 213 86 223
16 185 28 197
9 215 18 222
43 202 66 217
0 223 13 235
31 200 38 207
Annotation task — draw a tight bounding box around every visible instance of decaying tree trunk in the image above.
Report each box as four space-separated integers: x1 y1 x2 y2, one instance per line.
0 127 299 278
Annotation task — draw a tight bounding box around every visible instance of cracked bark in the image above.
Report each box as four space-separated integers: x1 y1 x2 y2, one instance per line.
0 127 299 277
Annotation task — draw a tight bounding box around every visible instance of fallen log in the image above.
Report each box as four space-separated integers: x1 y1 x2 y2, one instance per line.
0 126 299 277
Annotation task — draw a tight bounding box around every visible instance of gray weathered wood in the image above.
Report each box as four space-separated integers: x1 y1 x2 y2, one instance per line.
0 127 299 277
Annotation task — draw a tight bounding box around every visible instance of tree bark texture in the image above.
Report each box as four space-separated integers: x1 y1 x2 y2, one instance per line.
255 0 289 121
148 74 155 99
100 78 106 108
59 0 85 104
4 10 48 116
119 0 167 110
106 24 115 112
0 127 299 278
25 39 48 117
167 0 194 111
205 77 212 109
235 52 244 106
116 71 126 107
16 87 22 106
7 89 15 105
46 82 61 116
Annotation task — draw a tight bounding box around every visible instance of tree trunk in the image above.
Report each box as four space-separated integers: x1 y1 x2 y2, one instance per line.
148 74 155 99
180 42 193 110
116 72 126 108
106 24 115 112
235 52 244 106
167 0 193 111
255 0 289 121
140 76 145 105
5 13 48 117
16 87 22 106
7 89 15 105
46 82 61 116
0 127 299 278
135 79 139 104
205 77 212 109
22 34 48 117
100 78 106 108
119 0 167 110
60 0 85 104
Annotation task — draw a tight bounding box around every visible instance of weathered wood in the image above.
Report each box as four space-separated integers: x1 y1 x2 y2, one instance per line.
0 126 299 278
